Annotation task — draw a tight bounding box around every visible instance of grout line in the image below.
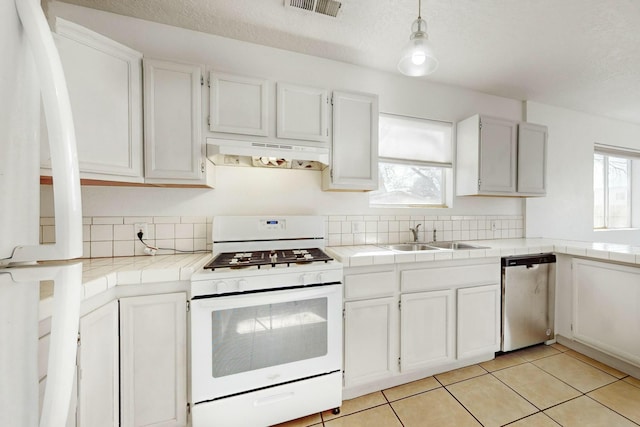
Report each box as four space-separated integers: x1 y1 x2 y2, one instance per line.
487 361 581 413
441 381 485 427
502 412 562 426
583 393 640 426
386 401 405 427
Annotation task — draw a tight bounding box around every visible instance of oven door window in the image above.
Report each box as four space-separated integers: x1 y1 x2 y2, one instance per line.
211 297 328 377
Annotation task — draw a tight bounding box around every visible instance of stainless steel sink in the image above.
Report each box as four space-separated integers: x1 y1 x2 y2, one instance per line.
384 244 442 252
426 241 489 250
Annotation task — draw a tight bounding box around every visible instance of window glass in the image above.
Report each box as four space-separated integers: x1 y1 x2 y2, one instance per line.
593 154 605 228
607 156 630 228
371 162 444 206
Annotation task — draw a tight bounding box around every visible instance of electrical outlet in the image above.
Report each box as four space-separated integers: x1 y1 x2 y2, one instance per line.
134 223 148 238
491 221 498 232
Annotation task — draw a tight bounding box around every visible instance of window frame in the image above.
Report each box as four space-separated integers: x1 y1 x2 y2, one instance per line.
594 145 635 230
370 113 453 208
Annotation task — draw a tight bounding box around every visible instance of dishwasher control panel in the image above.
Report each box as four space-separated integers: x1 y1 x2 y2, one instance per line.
502 253 556 267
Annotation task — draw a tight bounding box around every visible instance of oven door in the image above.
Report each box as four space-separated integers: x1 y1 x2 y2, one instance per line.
190 283 342 404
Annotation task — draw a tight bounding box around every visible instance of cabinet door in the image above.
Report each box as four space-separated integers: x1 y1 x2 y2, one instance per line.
323 91 378 191
457 284 500 359
78 301 119 427
517 122 547 195
209 72 268 136
276 82 328 142
573 259 640 366
400 290 455 372
478 116 517 193
143 59 210 185
42 19 143 182
120 293 187 427
344 297 397 387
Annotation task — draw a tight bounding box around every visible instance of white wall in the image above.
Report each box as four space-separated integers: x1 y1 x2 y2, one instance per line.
42 2 525 218
525 101 640 244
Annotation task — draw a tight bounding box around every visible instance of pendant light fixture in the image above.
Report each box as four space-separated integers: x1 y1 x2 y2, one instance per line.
397 0 438 76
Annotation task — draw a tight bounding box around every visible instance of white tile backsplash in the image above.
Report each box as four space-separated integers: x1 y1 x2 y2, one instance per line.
326 214 524 247
40 216 213 259
42 214 524 258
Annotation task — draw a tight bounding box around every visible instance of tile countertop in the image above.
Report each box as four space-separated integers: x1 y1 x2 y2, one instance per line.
325 238 640 267
39 253 212 302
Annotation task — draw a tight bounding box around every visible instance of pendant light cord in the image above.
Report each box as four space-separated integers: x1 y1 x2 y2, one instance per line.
418 0 422 19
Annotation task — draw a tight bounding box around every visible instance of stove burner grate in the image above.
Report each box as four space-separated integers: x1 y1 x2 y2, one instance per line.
203 248 333 270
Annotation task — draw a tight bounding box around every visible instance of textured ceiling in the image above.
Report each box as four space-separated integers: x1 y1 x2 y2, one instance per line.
59 0 640 124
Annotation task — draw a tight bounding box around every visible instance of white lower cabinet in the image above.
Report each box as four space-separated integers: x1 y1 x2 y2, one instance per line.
572 259 640 367
344 297 397 388
74 294 187 427
456 284 501 359
120 293 188 427
400 290 455 372
342 259 501 398
77 301 119 427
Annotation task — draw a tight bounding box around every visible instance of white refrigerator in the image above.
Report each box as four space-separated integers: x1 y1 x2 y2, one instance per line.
1 0 84 426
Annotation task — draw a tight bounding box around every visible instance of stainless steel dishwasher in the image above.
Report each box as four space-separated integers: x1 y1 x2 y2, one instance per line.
501 254 556 352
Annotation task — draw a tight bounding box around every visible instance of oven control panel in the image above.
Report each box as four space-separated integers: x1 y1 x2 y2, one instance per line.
259 219 286 230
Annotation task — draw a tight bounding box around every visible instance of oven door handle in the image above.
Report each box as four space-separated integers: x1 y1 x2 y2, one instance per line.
191 284 341 309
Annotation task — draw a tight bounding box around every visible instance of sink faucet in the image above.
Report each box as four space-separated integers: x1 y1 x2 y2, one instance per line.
410 224 422 242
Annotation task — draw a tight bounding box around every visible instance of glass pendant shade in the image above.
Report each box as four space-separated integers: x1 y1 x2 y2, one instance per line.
398 17 438 76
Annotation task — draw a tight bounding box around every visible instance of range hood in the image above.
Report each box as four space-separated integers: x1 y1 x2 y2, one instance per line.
206 138 329 165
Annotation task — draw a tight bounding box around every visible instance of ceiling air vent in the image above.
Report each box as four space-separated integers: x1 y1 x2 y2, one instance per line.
286 0 342 18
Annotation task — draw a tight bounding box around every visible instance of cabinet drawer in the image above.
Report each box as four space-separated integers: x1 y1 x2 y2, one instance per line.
401 263 499 292
344 271 395 300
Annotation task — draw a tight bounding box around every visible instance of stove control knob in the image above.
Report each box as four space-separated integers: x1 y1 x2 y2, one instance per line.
317 272 326 283
217 281 242 293
215 281 229 293
238 280 249 291
300 274 311 285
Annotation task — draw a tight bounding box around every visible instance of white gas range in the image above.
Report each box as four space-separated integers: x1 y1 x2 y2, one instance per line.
189 216 343 427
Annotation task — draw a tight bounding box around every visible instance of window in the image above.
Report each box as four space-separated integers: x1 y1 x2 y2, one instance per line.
370 114 452 207
593 145 637 229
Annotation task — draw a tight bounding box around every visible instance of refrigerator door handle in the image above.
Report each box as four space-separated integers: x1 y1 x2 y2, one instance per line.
8 263 83 427
8 0 82 264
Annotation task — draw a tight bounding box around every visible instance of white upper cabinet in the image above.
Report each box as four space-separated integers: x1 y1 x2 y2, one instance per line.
456 114 547 197
42 18 143 182
276 82 328 142
209 72 268 136
517 122 547 195
143 59 214 187
322 90 379 191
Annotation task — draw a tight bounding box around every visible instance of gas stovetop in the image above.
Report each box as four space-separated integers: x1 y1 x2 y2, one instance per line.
203 248 333 270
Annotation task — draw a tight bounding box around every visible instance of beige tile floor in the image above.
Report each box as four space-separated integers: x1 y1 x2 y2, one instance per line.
274 344 640 427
